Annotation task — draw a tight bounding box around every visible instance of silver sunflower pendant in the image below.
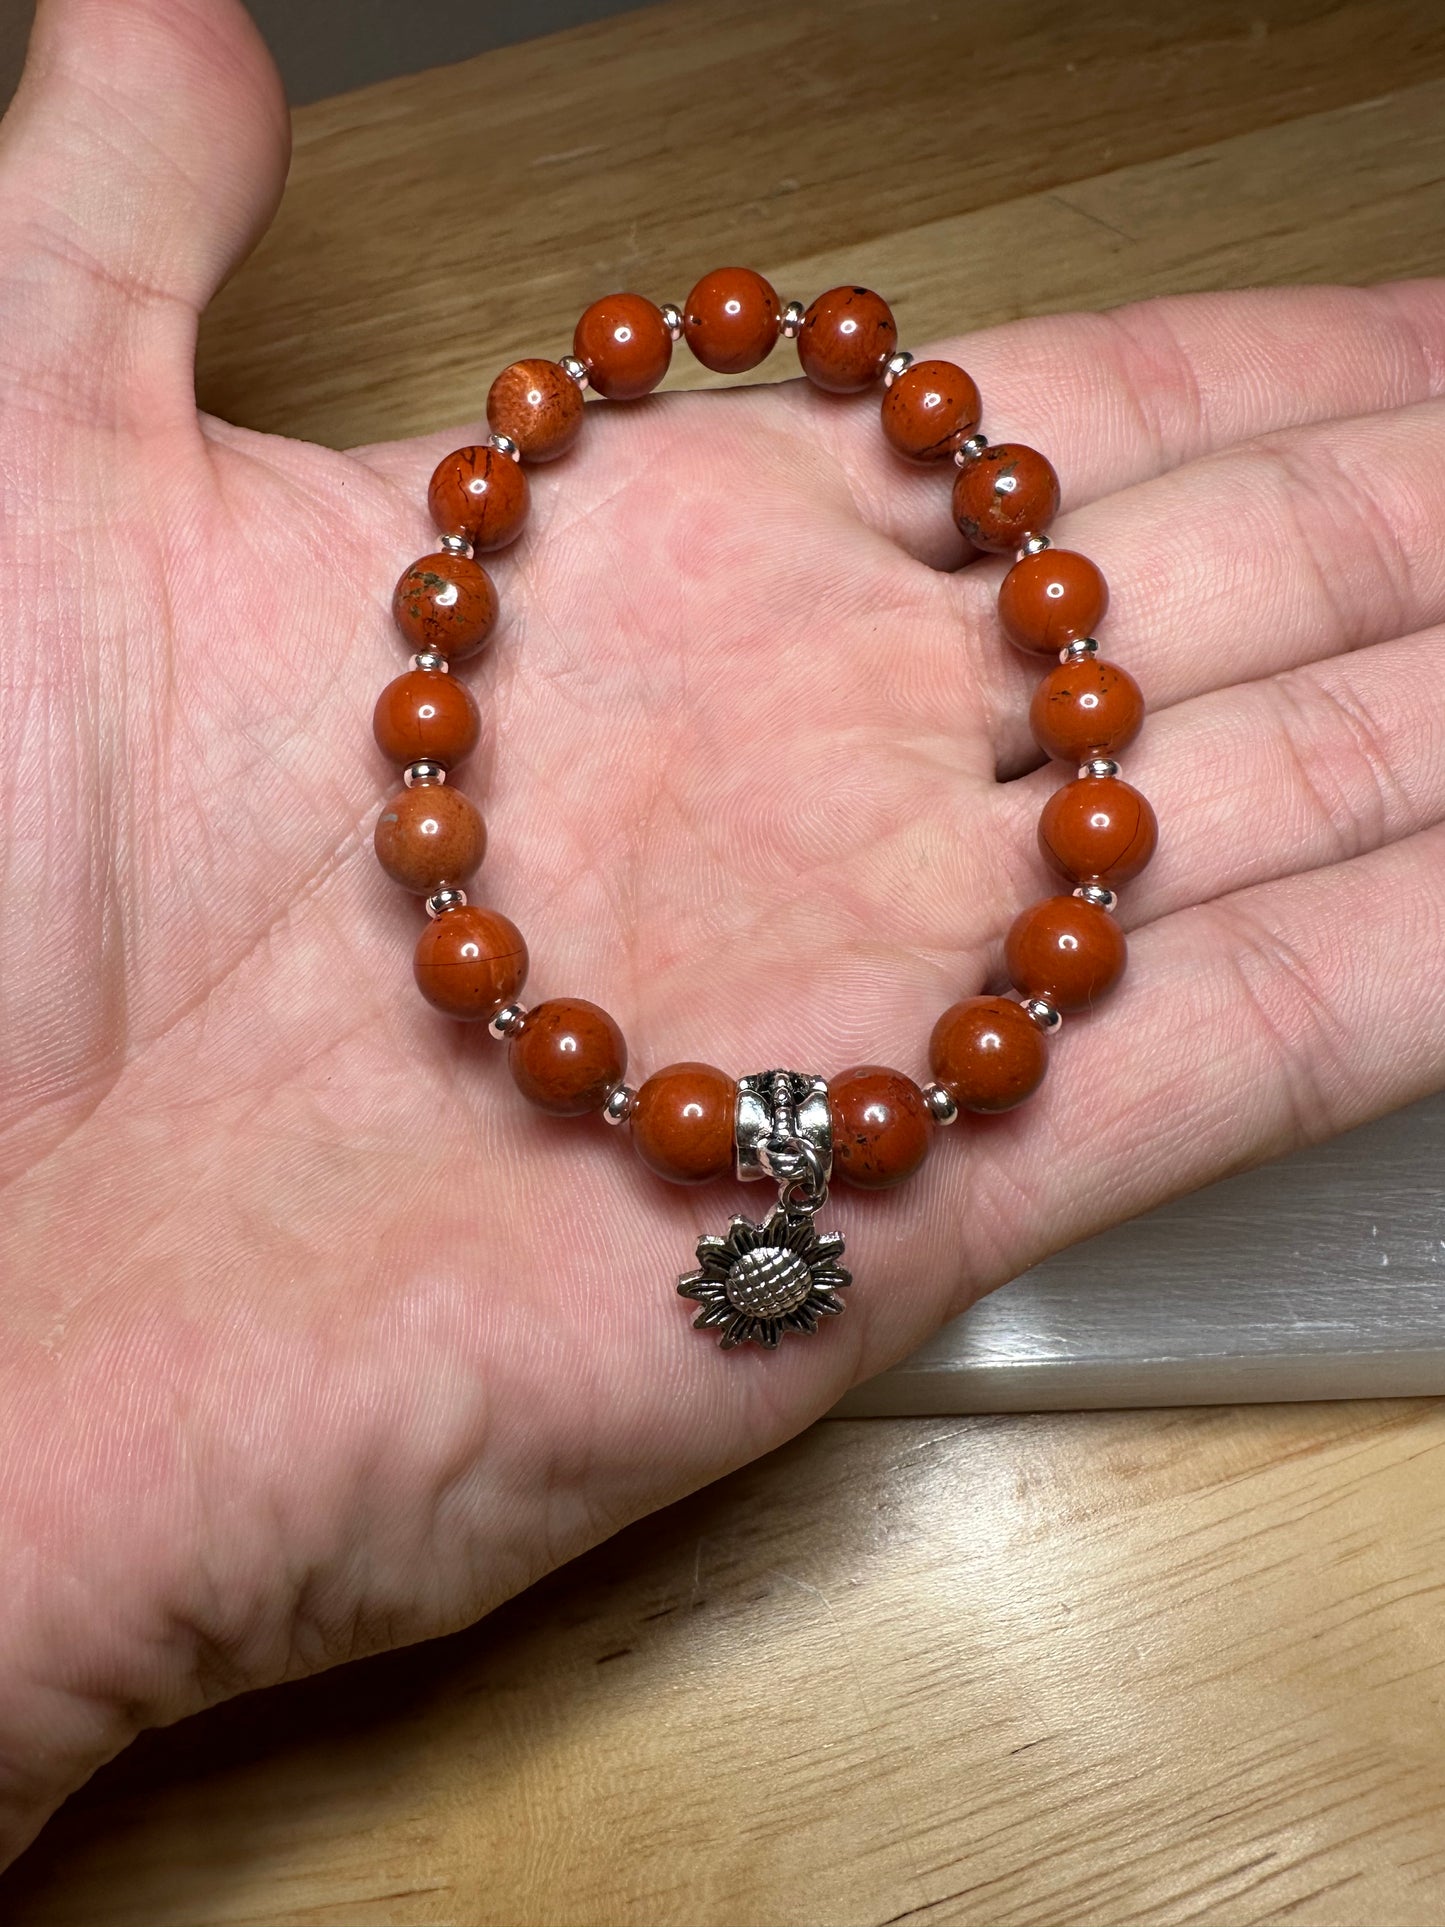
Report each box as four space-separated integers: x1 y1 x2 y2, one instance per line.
677 1205 851 1351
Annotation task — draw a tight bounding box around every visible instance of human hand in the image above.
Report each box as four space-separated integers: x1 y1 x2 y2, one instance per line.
3 0 1444 1866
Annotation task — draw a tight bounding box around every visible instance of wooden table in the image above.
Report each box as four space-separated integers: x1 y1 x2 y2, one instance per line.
7 1 1445 1920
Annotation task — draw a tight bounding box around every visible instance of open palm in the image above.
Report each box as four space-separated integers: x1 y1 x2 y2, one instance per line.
3 0 1445 1865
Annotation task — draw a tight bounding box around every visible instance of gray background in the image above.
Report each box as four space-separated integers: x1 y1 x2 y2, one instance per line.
2 0 656 109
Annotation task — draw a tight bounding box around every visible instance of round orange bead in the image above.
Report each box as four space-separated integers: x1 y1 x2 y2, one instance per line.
372 669 480 769
951 444 1060 552
828 1065 932 1189
427 446 530 552
509 998 628 1116
683 267 781 374
797 286 897 393
486 358 584 462
999 549 1108 653
413 906 527 1021
1038 776 1158 886
880 358 981 462
632 1062 737 1184
392 552 498 661
374 785 486 896
1005 896 1127 1014
1030 660 1145 764
573 293 672 401
929 997 1048 1113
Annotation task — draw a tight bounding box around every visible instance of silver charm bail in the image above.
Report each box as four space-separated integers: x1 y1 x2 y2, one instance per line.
735 1069 832 1199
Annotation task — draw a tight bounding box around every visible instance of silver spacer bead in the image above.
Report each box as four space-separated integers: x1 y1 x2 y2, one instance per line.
953 434 989 466
883 350 914 388
424 886 467 918
602 1084 638 1126
488 431 521 463
559 354 590 389
487 1002 528 1041
1079 757 1120 780
1017 533 1052 559
660 301 684 342
403 760 447 788
437 532 473 559
1022 998 1063 1035
923 1082 959 1126
781 299 806 339
409 650 450 674
1059 636 1100 663
1074 883 1119 912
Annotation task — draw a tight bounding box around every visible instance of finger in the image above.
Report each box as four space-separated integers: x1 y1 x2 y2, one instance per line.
999 621 1445 931
969 391 1445 773
725 816 1445 1406
831 279 1445 569
941 819 1445 1310
0 0 289 410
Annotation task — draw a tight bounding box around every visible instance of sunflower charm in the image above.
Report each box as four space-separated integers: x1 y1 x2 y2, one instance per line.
677 1206 851 1350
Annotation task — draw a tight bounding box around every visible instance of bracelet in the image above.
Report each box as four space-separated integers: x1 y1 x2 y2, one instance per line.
371 270 1157 1352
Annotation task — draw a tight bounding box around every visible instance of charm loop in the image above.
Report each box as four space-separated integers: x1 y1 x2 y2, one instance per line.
736 1069 832 1186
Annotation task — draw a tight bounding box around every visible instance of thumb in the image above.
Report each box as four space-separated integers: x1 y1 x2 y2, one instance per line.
0 0 289 408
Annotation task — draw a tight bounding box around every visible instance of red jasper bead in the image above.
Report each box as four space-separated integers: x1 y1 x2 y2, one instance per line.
880 358 981 462
372 669 480 769
413 906 528 1020
1038 776 1158 886
929 996 1048 1113
683 267 781 374
486 358 584 462
951 444 1060 552
797 286 897 394
509 998 628 1116
1005 896 1127 1014
428 446 529 552
632 1062 737 1184
1030 659 1145 764
374 785 486 895
828 1065 932 1189
573 293 672 401
999 549 1108 654
392 552 498 661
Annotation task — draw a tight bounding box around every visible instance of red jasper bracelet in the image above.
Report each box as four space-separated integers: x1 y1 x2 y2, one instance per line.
372 269 1158 1352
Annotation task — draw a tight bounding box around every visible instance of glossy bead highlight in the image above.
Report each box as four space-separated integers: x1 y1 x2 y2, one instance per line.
486 358 585 462
573 293 672 400
951 443 1060 552
427 446 530 551
797 286 898 393
508 998 628 1115
999 549 1108 653
929 996 1048 1113
828 1065 932 1189
632 1062 737 1184
413 906 528 1020
1038 775 1158 886
392 552 499 661
1005 896 1127 1013
372 668 480 769
683 267 781 373
1030 659 1145 764
374 785 486 895
880 358 981 462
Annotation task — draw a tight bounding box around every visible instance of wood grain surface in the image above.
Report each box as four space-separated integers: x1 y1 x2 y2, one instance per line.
7 0 1445 1921
8 1403 1445 1926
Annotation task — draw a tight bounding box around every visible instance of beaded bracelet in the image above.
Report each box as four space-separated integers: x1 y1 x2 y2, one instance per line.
372 269 1157 1352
